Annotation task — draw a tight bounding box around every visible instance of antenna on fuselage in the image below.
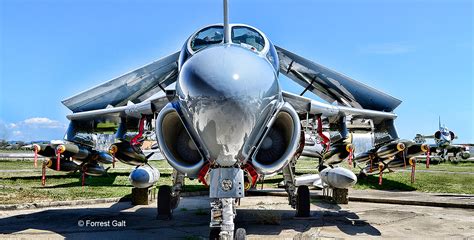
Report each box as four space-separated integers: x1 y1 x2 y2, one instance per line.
438 116 441 129
223 0 231 43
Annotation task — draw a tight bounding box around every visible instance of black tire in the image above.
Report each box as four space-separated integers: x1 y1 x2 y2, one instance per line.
209 227 221 240
358 171 367 180
157 185 172 219
235 228 247 240
296 185 310 217
170 195 180 210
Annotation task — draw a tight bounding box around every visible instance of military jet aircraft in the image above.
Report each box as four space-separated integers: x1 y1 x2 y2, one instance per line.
33 1 414 239
414 117 472 162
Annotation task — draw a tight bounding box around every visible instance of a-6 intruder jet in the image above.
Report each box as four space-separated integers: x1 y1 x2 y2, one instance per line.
34 1 411 239
414 117 472 162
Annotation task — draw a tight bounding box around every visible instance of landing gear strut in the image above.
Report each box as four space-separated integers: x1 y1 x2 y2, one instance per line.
157 170 184 219
209 198 247 240
282 159 311 217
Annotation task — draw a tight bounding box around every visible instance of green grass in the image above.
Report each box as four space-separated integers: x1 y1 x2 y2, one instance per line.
354 172 474 194
0 160 206 204
0 158 473 204
277 158 474 194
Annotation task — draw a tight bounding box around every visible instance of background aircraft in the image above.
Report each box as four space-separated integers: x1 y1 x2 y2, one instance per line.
414 117 472 162
31 1 417 239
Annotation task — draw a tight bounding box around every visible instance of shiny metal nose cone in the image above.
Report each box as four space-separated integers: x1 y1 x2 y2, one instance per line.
176 45 280 166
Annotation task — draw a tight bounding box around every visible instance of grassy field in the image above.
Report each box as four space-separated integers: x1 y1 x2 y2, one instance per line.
0 160 206 204
0 158 473 204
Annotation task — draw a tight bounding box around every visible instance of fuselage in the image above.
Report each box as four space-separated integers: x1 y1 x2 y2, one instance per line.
435 126 454 149
174 24 283 167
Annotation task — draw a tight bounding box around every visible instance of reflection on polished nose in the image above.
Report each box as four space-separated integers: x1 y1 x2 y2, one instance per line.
176 45 280 166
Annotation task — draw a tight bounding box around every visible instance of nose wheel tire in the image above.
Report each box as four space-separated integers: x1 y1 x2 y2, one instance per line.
209 227 246 240
157 185 172 219
235 228 247 240
296 185 310 217
209 227 221 240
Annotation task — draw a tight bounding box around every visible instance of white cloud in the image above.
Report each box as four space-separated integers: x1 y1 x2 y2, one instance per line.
0 117 67 141
21 117 66 129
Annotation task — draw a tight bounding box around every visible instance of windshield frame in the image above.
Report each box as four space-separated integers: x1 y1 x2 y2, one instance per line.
189 25 224 52
187 24 269 55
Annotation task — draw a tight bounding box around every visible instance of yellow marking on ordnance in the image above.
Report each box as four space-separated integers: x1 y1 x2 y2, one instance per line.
109 145 118 154
345 144 353 152
421 144 429 152
396 143 405 151
57 145 66 154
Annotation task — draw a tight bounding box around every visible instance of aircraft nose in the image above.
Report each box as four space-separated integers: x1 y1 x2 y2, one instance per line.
178 45 278 98
176 45 280 166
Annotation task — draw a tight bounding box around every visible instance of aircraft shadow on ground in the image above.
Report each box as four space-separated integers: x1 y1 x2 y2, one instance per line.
0 199 381 238
356 175 416 191
8 173 172 189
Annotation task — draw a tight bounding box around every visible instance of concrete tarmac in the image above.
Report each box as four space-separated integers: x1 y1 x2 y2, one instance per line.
1 195 473 239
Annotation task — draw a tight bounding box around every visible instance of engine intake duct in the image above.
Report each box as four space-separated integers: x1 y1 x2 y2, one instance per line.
252 102 301 174
109 141 146 166
156 104 204 177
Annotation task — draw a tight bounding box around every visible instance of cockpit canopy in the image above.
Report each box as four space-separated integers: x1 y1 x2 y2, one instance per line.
180 24 279 72
190 25 265 52
190 26 224 52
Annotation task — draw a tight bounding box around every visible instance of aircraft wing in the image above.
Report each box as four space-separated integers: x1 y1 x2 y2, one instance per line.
65 93 170 133
62 52 180 113
276 46 401 112
282 91 396 124
446 144 474 151
67 92 168 121
283 91 399 143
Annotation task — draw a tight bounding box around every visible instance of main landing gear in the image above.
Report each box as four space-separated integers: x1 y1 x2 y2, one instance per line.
282 159 311 218
157 170 183 220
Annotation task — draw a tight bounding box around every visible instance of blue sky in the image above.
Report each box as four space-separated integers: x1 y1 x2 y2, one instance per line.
0 0 473 143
